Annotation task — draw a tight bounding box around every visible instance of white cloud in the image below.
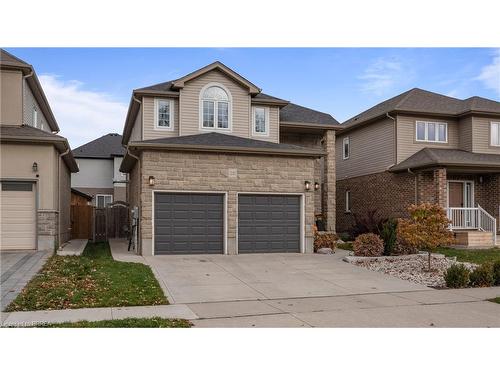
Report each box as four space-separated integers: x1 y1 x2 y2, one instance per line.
476 49 500 97
39 75 128 148
358 57 415 96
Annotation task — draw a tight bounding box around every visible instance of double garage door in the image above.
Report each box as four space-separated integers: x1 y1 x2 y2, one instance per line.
154 192 301 255
0 181 36 251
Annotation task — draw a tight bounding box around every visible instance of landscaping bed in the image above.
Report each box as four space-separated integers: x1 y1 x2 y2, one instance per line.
33 317 191 328
6 242 167 311
345 253 477 288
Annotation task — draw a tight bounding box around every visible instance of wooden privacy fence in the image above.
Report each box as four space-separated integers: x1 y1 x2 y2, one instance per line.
71 202 129 242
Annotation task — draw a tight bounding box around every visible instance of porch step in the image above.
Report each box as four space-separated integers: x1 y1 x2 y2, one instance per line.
453 231 495 249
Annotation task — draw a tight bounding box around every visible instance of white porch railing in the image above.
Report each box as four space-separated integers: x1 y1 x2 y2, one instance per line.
447 205 497 246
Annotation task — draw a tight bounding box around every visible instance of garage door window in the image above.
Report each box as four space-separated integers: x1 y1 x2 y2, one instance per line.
1 182 33 191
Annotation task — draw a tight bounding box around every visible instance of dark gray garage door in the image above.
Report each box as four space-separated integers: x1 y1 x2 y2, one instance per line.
154 193 224 255
238 194 301 253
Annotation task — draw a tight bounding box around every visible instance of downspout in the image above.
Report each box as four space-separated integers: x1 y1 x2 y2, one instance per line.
57 147 70 251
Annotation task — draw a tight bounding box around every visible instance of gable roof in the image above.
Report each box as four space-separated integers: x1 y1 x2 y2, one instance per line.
0 125 79 172
73 133 125 159
340 88 500 132
1 49 60 132
280 103 339 126
121 132 324 172
389 148 500 172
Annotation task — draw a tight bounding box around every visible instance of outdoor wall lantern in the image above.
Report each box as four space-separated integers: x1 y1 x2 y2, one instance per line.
32 162 38 172
314 182 320 191
304 181 311 191
148 176 155 186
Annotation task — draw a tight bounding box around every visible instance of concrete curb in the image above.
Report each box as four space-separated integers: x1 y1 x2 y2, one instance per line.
1 304 199 326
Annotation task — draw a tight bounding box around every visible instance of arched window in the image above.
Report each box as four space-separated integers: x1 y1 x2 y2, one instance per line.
200 84 231 130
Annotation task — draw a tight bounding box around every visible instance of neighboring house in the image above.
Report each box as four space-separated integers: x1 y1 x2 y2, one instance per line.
0 49 79 251
71 133 127 207
120 61 339 255
336 88 500 247
71 188 92 206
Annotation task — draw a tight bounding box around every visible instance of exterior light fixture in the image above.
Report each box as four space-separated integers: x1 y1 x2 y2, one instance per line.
32 162 38 172
314 182 320 191
304 181 311 191
148 176 155 186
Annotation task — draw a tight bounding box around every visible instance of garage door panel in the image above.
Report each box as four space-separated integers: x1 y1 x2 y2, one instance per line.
154 193 224 255
238 194 300 254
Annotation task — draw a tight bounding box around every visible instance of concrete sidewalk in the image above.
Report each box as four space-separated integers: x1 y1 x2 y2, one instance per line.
57 239 88 256
109 238 146 264
1 304 198 326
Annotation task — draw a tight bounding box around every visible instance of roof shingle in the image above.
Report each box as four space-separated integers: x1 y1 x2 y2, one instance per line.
73 133 125 159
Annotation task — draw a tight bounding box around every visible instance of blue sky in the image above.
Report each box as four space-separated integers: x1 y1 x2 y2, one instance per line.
6 48 500 148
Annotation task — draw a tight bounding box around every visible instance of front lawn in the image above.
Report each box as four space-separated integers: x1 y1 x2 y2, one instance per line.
6 241 167 311
490 297 500 304
34 317 191 328
433 247 500 265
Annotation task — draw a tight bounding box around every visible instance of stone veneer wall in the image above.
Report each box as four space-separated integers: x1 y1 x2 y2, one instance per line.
37 210 58 250
138 150 318 255
336 171 416 234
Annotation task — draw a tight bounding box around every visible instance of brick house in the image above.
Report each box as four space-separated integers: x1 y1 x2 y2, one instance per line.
120 61 340 255
336 88 500 247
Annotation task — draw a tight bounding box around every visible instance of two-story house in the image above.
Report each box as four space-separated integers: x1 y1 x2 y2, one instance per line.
336 88 500 247
0 49 78 252
72 133 127 207
120 61 339 255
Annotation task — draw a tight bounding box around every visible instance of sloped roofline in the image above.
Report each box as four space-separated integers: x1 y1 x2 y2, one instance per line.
171 61 261 94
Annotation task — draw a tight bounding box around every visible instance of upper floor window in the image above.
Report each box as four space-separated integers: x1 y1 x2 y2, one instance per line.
154 98 174 130
342 137 350 159
416 121 447 143
32 108 38 128
96 194 113 208
200 84 231 131
491 122 500 146
252 107 268 136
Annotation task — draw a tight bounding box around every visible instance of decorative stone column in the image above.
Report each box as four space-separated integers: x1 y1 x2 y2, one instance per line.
434 168 447 208
322 129 336 232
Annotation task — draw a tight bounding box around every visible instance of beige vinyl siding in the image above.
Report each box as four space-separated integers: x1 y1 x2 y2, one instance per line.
129 104 142 141
471 116 500 154
179 70 263 140
249 105 279 143
142 97 179 140
458 116 473 152
0 70 23 125
336 117 396 180
396 115 459 163
23 83 49 132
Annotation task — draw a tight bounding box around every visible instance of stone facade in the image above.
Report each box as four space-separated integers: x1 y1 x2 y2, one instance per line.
113 186 127 202
323 130 336 231
136 150 318 255
37 210 58 250
336 171 416 233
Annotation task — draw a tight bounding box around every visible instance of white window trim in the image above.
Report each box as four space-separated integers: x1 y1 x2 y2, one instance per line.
252 106 269 136
96 194 113 208
415 121 448 143
33 108 38 128
154 98 175 131
198 82 233 132
342 137 350 160
490 122 500 147
345 190 351 213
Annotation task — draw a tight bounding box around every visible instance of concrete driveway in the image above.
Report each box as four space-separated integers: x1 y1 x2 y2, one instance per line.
144 251 429 304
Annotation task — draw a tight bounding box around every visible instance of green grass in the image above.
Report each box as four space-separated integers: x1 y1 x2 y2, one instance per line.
6 242 167 311
33 317 192 328
490 297 500 304
433 247 500 265
336 242 353 251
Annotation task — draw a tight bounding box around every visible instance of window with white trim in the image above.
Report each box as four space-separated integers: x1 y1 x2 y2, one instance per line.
342 137 350 159
252 107 268 135
154 99 174 130
201 85 230 130
491 122 500 146
96 194 112 208
33 108 38 128
345 190 351 212
416 121 447 143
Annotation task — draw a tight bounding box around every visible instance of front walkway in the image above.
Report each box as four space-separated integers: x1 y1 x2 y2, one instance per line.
1 250 51 311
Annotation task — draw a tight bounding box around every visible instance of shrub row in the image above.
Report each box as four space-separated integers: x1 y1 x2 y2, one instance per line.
444 261 500 288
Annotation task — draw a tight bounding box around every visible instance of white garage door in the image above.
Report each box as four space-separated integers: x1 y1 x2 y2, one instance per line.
0 181 36 251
